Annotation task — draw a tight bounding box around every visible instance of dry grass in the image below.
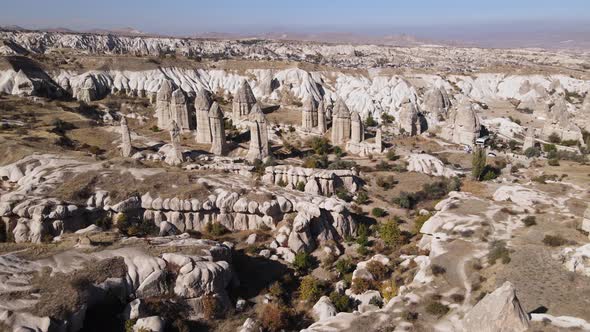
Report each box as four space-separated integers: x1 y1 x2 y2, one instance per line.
30 257 127 320
50 168 212 204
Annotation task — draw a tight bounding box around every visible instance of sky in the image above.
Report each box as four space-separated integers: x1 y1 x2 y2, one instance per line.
1 0 589 36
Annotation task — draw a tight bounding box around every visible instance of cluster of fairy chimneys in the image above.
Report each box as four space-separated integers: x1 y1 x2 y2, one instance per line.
120 79 271 164
120 79 385 164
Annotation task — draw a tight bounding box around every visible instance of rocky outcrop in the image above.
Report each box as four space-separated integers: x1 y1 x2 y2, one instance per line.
209 102 226 156
302 97 318 131
462 281 530 332
312 296 338 321
165 121 184 166
317 100 327 134
246 104 271 161
422 86 450 122
232 80 257 122
170 89 191 132
541 97 583 143
262 165 362 195
398 99 421 136
522 128 536 152
120 117 133 158
195 89 213 144
349 111 364 144
406 154 460 178
331 98 351 145
156 80 174 130
0 237 235 332
441 98 481 146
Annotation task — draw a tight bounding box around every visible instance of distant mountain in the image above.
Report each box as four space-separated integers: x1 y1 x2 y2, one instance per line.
84 27 146 36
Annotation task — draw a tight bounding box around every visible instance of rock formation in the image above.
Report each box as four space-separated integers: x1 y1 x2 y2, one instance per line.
302 97 318 131
398 99 421 136
406 154 460 178
120 117 133 157
423 86 451 121
165 121 184 166
542 97 583 143
262 165 362 195
331 98 351 145
522 128 535 152
76 75 98 102
195 89 213 144
209 102 226 156
462 281 530 332
156 80 174 130
317 100 327 134
349 111 364 143
246 104 271 161
441 98 481 146
170 89 190 131
232 80 257 122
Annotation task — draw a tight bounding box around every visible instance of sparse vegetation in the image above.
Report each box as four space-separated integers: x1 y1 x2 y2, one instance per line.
542 234 568 247
522 216 537 227
488 240 511 265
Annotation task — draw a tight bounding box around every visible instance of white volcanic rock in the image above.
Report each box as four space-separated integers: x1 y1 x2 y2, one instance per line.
134 316 165 332
441 98 481 146
492 185 554 207
556 244 590 277
462 281 530 332
406 154 460 178
312 296 338 321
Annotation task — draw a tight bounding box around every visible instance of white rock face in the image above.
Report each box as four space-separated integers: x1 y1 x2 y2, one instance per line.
556 244 590 277
462 281 530 332
312 296 338 321
492 185 554 207
441 98 481 146
406 154 460 178
134 316 165 332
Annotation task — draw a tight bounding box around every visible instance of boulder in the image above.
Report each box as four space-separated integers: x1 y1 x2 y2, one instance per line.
462 281 530 332
312 296 338 321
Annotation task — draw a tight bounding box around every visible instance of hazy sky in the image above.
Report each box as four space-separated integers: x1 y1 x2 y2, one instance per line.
2 0 590 35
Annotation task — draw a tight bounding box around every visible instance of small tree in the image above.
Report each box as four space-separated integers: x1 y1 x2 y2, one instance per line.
299 275 322 302
293 251 313 272
548 132 561 144
365 113 378 127
378 219 401 247
524 147 541 158
471 147 487 181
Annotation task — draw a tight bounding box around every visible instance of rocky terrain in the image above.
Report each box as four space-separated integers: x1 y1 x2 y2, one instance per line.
0 29 589 332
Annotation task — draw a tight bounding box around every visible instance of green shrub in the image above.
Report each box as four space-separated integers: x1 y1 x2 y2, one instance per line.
308 137 331 155
548 132 561 144
355 191 369 205
330 291 353 312
356 224 370 247
548 159 560 166
205 222 228 237
544 143 557 152
369 296 384 308
277 179 288 187
356 245 370 256
386 150 399 161
472 147 487 180
293 251 313 272
393 192 414 209
365 114 378 127
299 275 323 302
542 234 568 247
378 219 401 247
522 216 537 227
381 113 395 124
335 257 355 275
296 181 306 191
425 301 449 317
268 281 285 299
333 146 344 157
524 147 541 158
371 207 387 218
376 175 397 190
